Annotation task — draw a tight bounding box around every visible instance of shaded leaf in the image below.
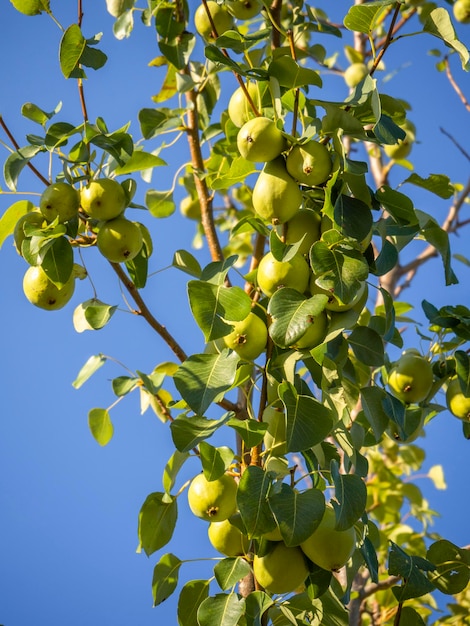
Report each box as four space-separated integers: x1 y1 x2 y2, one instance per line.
170 414 229 453
177 579 210 626
269 484 325 546
197 592 245 626
237 465 277 538
214 557 251 591
330 460 367 530
152 553 182 607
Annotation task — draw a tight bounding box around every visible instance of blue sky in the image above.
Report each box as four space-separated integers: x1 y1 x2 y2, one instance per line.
1 1 469 624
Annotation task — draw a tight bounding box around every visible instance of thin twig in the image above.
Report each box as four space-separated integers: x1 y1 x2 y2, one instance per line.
0 115 50 186
444 56 470 113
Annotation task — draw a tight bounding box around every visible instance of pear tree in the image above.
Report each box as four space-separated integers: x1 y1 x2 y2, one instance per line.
1 1 470 625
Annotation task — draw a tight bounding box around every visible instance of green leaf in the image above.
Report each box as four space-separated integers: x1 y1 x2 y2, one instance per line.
188 281 252 342
72 354 107 389
106 0 135 18
214 557 252 591
172 249 202 277
111 376 137 397
375 186 418 226
268 56 322 88
73 299 117 332
226 418 268 449
423 8 470 69
404 173 454 199
244 591 275 626
427 540 470 595
197 592 245 626
146 189 175 217
268 484 325 546
40 236 74 287
21 101 58 125
418 214 458 286
125 245 148 289
88 408 114 446
10 0 50 15
360 386 390 441
348 326 384 366
0 200 34 248
173 350 239 415
333 195 373 242
152 553 182 607
279 382 334 452
310 241 369 304
177 579 210 626
79 44 107 71
59 24 86 79
113 9 134 39
344 1 396 35
330 460 367 530
267 289 328 349
389 542 436 602
3 145 43 191
199 442 235 481
162 450 190 494
170 414 229 453
394 606 426 626
114 151 166 175
237 465 277 538
455 350 470 395
137 492 177 557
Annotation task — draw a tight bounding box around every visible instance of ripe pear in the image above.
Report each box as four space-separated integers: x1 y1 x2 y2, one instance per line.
286 140 332 187
23 265 75 311
225 0 262 19
194 1 234 40
343 63 368 88
384 119 416 160
252 158 302 225
96 216 143 263
257 251 311 297
253 542 309 594
80 178 127 221
187 473 238 522
237 117 287 163
39 182 80 223
453 0 470 23
277 209 321 255
228 82 262 128
291 310 328 350
208 519 250 556
224 311 268 361
446 377 470 421
388 352 434 404
300 505 356 571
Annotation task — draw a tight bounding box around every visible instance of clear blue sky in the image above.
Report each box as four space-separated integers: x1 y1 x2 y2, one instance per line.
1 2 469 624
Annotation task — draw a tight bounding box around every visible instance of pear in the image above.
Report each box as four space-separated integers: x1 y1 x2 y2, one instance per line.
286 140 332 187
252 158 302 225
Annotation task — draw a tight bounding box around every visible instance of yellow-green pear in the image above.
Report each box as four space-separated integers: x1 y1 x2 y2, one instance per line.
252 158 302 225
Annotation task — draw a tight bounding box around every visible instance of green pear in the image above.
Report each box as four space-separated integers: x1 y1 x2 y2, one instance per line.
257 251 311 297
80 178 127 221
39 182 80 223
194 1 234 40
225 0 262 19
343 63 368 88
237 117 287 163
277 209 321 255
228 82 262 128
23 265 75 311
286 140 332 187
97 216 143 263
453 0 470 23
252 158 302 225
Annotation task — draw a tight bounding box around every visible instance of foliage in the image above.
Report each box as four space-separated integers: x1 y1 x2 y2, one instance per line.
2 0 470 624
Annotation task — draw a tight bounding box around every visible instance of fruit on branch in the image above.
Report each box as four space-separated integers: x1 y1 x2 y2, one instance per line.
80 179 127 221
10 0 50 15
290 310 329 350
286 140 332 187
386 406 426 443
223 311 268 361
225 0 262 19
388 351 434 404
14 210 46 255
252 158 302 225
187 473 238 522
228 81 263 128
179 195 201 220
263 406 287 456
96 216 143 263
253 542 309 594
257 251 311 297
383 119 416 160
343 62 369 88
208 518 250 556
39 182 80 223
276 209 321 255
23 265 75 310
446 377 470 420
453 0 470 23
237 117 287 163
300 505 356 571
194 1 234 40
310 277 367 313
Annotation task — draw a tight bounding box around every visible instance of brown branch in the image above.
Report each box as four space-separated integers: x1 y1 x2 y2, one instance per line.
369 2 402 77
0 115 50 186
444 56 470 113
349 574 401 626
